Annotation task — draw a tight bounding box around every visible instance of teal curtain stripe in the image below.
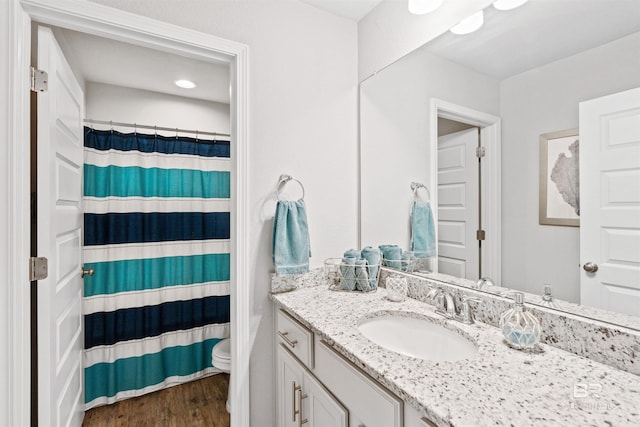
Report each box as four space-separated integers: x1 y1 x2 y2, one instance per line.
84 253 230 297
84 164 230 198
84 338 222 403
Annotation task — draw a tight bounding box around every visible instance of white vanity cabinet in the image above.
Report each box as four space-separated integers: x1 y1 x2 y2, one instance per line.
277 344 348 427
276 308 408 427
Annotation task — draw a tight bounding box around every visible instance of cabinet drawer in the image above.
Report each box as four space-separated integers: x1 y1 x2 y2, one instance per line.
314 337 403 427
276 309 314 369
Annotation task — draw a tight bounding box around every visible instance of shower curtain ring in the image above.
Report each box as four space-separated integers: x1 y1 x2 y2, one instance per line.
110 120 113 133
175 128 179 139
134 123 137 134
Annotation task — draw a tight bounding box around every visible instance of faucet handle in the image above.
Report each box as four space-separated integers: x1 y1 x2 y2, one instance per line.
457 295 482 324
426 285 442 301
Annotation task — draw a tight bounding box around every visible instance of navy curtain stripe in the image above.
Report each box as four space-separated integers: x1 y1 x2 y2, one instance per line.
84 128 230 158
84 212 230 246
85 295 230 349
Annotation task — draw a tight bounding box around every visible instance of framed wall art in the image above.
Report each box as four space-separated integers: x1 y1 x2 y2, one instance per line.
539 128 580 227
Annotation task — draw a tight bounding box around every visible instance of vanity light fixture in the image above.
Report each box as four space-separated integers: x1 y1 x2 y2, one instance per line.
174 79 197 89
493 0 528 11
408 0 443 15
449 10 484 35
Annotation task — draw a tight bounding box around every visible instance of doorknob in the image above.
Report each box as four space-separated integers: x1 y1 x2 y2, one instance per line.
583 262 598 273
81 266 95 278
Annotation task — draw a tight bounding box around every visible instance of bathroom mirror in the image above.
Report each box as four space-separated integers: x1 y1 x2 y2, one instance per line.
359 0 640 328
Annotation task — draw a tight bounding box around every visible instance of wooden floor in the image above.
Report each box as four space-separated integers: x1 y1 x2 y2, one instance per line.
82 374 230 427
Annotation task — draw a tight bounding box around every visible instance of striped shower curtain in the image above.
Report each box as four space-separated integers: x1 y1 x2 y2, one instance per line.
82 128 231 409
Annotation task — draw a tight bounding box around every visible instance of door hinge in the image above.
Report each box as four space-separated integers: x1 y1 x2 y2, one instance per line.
476 146 485 158
29 257 48 281
30 67 48 93
476 229 486 241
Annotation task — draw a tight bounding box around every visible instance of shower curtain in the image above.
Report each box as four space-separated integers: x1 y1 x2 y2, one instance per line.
82 127 231 409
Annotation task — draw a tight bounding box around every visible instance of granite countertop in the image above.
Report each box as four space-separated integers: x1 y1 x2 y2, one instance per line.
271 285 640 427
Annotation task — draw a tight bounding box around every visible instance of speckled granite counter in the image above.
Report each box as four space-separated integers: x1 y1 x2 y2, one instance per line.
271 285 640 427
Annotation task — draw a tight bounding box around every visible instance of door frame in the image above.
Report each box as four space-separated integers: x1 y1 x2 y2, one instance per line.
430 98 501 283
2 1 250 426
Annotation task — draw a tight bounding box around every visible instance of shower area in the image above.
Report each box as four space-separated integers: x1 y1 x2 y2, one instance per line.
53 28 233 410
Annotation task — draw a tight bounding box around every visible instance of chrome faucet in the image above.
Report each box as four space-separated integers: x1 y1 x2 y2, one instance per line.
427 286 482 323
474 277 495 290
427 286 457 318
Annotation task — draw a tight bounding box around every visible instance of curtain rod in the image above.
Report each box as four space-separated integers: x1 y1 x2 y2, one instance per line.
84 119 230 138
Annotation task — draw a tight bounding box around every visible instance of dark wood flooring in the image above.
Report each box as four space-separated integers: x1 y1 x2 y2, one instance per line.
82 374 230 427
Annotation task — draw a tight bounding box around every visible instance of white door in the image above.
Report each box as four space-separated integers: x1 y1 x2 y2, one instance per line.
580 87 640 316
437 128 479 279
36 26 85 427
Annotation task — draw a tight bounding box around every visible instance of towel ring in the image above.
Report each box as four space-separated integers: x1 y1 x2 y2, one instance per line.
411 181 430 201
277 174 305 200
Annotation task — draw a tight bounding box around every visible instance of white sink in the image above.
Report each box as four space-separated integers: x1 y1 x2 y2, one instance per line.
357 314 478 362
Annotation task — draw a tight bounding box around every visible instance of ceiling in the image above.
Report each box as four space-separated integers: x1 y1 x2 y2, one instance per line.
299 0 384 21
54 28 231 104
423 0 640 80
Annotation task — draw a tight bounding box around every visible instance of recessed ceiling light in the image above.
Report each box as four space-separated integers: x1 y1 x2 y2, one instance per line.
450 10 484 35
408 0 443 15
175 79 196 89
493 0 528 11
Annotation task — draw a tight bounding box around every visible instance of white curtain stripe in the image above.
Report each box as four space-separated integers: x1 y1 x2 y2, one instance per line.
84 323 230 367
83 281 231 314
84 147 231 171
84 369 225 411
84 197 231 214
83 239 231 263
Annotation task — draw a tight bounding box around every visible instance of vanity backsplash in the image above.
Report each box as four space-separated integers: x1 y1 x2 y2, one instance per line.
272 267 640 375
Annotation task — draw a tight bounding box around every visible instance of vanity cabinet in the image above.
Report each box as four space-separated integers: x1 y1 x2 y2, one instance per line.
276 308 408 427
277 344 348 427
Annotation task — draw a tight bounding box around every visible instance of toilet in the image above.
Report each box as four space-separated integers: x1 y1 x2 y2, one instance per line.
211 337 232 413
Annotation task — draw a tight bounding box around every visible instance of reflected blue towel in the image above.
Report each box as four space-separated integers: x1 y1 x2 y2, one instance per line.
340 256 357 290
411 201 436 258
360 246 380 289
379 244 402 269
272 199 311 275
354 258 370 292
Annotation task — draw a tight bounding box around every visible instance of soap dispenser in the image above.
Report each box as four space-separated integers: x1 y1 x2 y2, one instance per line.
499 292 541 350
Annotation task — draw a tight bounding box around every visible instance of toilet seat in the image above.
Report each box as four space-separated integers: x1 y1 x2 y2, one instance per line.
212 338 231 372
211 337 232 413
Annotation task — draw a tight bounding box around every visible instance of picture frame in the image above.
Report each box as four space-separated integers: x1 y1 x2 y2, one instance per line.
539 128 580 227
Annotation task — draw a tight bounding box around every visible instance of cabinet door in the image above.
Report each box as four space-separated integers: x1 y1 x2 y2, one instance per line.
303 371 348 427
277 344 306 427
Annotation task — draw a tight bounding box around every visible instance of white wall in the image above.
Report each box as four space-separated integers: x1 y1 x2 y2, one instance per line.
358 0 493 82
500 32 640 302
85 82 230 136
88 0 359 424
360 46 500 250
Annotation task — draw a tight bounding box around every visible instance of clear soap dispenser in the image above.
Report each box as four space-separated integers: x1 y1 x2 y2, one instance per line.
499 292 541 350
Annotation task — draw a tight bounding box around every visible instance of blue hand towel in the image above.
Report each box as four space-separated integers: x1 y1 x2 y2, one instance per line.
354 258 370 292
379 244 402 269
411 200 436 258
272 199 311 275
339 256 357 291
360 246 380 289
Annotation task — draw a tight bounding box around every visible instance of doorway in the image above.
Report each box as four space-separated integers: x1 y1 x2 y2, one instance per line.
7 2 249 426
429 99 501 284
436 120 481 280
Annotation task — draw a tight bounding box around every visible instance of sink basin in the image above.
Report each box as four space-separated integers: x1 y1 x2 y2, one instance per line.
357 315 478 362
